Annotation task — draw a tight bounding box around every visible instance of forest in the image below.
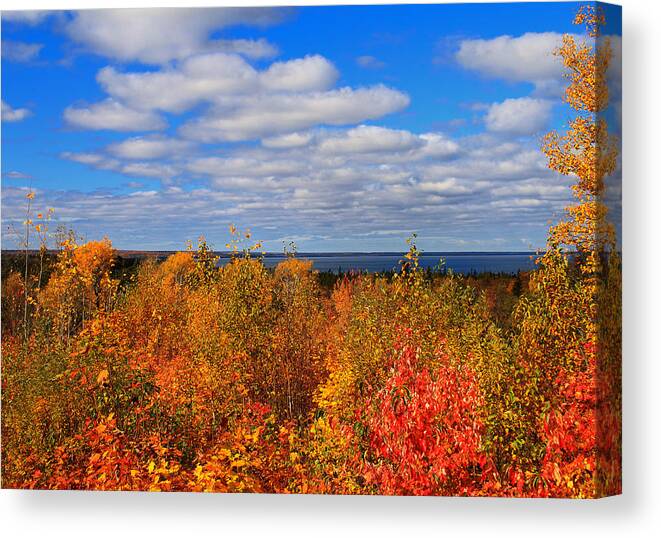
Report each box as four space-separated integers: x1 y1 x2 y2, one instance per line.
0 6 621 497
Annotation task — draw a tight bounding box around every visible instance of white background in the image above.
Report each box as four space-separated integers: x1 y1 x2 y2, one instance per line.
1 0 659 536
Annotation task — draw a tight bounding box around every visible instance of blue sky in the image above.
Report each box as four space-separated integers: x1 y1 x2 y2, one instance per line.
1 3 621 252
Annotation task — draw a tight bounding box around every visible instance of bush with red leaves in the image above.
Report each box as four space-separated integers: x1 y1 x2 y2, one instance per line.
357 335 491 496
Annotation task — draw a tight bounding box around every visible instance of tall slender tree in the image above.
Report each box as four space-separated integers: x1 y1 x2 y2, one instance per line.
513 4 621 496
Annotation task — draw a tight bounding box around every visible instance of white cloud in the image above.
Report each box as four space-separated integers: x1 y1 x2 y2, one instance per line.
1 10 50 25
456 30 622 104
421 145 548 182
485 97 553 135
61 151 178 181
64 8 287 64
61 152 121 170
180 85 410 142
65 39 406 144
602 35 622 107
262 132 315 149
188 157 306 179
261 55 339 92
417 134 461 159
64 99 166 131
60 152 104 165
2 170 32 180
491 178 568 198
120 162 179 180
1 100 32 122
1 40 43 62
96 55 258 114
418 178 475 196
318 125 423 154
208 38 278 59
605 35 622 83
97 54 339 115
456 32 565 85
107 136 194 160
356 55 386 69
299 129 458 164
18 128 577 251
3 8 620 252
65 125 464 199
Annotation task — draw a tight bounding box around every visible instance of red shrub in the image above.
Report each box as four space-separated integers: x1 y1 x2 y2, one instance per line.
357 335 490 496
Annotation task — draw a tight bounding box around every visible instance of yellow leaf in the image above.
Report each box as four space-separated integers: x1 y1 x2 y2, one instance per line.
96 369 109 385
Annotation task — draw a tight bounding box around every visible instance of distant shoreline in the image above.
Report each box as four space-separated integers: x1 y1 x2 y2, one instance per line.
1 249 541 258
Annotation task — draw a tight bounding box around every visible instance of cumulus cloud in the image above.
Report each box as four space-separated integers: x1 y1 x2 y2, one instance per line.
64 8 287 64
59 125 463 202
1 100 32 122
491 178 568 199
456 31 620 102
284 128 458 165
419 144 548 182
30 15 610 251
417 178 476 196
188 157 307 179
180 85 410 142
64 33 407 142
414 134 461 160
485 97 553 135
13 126 576 251
61 151 178 181
261 55 339 92
107 135 194 160
120 162 179 180
456 32 565 87
317 125 423 154
262 132 315 149
64 99 166 131
97 55 255 114
61 151 121 170
96 54 338 114
57 38 415 148
208 38 278 59
2 40 43 62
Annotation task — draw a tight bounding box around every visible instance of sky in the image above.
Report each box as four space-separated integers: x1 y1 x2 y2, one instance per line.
1 3 621 252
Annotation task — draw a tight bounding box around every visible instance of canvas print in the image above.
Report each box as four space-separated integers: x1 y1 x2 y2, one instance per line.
1 2 621 497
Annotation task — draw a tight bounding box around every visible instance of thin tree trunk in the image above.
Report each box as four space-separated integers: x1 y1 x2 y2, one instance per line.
38 246 45 291
23 195 32 343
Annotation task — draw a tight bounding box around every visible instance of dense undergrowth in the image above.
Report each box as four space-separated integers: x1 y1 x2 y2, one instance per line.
0 228 620 496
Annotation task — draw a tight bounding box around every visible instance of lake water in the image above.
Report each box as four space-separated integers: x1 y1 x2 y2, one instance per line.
217 253 538 275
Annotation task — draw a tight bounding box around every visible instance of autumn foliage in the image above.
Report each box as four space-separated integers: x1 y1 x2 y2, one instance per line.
355 336 489 496
1 6 620 497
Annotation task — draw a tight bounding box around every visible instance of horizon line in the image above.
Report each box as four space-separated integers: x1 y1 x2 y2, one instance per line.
2 248 543 256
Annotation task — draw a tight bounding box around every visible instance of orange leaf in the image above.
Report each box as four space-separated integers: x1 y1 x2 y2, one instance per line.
96 369 109 385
